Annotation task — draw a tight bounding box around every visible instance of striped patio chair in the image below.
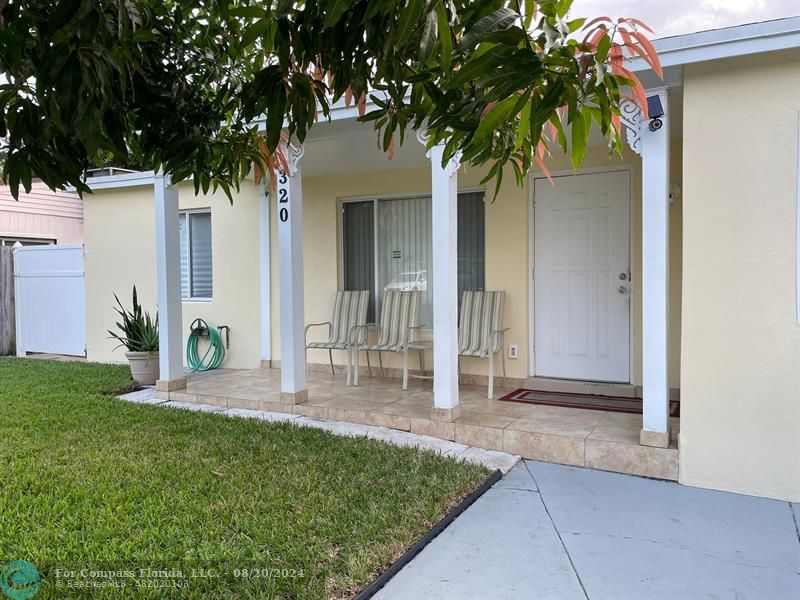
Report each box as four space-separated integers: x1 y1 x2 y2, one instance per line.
305 290 370 382
350 290 421 389
459 290 509 398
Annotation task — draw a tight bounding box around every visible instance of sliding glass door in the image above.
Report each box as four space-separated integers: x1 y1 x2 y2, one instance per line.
342 191 485 328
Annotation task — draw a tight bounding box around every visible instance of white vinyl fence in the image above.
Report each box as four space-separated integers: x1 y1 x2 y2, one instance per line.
14 245 86 357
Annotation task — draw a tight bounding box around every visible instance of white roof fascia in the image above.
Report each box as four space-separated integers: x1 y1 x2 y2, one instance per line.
629 16 800 72
78 170 155 191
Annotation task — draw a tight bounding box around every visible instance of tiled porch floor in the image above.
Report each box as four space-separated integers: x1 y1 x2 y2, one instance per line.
162 368 679 480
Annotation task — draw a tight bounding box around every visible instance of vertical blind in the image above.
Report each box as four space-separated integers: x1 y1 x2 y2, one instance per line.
179 211 213 299
457 191 486 304
342 192 485 328
342 201 376 321
377 195 434 326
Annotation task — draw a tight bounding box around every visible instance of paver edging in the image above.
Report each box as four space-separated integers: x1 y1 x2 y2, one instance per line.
117 388 521 473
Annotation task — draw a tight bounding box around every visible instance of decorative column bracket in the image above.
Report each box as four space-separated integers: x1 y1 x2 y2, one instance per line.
416 129 463 176
283 141 305 176
620 99 643 156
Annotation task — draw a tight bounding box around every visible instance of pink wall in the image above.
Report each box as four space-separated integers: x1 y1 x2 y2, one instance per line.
0 182 83 244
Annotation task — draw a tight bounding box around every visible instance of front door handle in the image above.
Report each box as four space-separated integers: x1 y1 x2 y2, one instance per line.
618 285 629 295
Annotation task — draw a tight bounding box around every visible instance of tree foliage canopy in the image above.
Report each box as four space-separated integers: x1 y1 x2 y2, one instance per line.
0 0 660 199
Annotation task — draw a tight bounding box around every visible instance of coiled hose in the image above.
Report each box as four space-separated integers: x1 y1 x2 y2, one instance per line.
186 319 226 371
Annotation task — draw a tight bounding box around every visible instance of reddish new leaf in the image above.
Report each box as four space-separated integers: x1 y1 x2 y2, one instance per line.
357 91 367 117
619 28 662 80
620 17 655 34
609 43 623 69
611 112 621 136
611 61 647 109
582 16 614 30
386 137 395 160
534 154 552 183
583 24 607 49
629 29 663 78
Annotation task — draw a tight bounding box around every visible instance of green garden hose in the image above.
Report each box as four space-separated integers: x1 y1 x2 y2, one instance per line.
186 319 226 371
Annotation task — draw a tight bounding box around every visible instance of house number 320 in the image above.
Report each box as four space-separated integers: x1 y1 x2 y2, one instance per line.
278 170 289 223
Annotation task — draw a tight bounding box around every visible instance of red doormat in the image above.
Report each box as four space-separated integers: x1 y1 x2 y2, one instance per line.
499 388 680 417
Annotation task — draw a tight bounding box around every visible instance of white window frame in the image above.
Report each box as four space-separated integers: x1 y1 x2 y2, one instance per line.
180 208 213 302
338 187 486 329
0 236 55 246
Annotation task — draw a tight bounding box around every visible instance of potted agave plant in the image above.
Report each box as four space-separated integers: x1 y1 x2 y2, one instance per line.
108 286 160 386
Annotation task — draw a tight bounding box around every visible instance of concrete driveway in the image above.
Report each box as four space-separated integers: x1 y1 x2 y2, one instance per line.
377 461 800 600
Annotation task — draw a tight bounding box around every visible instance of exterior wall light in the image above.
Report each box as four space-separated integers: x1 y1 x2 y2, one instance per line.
647 95 665 132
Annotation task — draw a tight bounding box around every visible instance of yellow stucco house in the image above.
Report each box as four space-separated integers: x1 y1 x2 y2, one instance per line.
79 19 800 502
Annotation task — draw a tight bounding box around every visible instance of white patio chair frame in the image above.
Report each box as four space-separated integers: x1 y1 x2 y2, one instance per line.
349 290 422 390
305 290 370 384
458 290 509 398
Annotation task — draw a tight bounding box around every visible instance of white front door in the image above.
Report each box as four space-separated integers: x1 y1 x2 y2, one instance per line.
533 171 631 382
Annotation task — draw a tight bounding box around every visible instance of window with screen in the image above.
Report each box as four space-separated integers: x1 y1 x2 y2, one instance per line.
179 211 213 300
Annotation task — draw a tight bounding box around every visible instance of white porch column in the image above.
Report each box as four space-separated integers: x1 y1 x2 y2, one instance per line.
428 142 461 421
258 181 272 367
154 171 186 392
277 143 308 404
639 88 671 448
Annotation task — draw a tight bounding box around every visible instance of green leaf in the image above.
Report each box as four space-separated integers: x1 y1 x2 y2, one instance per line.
550 113 567 152
556 0 573 15
570 110 586 170
531 79 564 129
133 30 157 42
436 2 452 72
242 18 271 47
382 118 394 152
459 7 519 50
266 88 287 150
229 6 265 19
474 95 518 142
524 0 536 29
360 107 388 122
515 101 531 150
596 34 611 62
447 50 501 88
419 8 438 62
568 17 586 32
581 105 594 137
370 94 389 109
396 0 425 48
324 0 354 27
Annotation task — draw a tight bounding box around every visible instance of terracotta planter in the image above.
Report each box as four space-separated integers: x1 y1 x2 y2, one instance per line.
125 351 160 386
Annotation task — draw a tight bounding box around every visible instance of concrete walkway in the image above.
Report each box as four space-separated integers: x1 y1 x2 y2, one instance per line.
377 461 800 600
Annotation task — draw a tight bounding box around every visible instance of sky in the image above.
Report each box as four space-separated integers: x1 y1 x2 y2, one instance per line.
569 0 800 37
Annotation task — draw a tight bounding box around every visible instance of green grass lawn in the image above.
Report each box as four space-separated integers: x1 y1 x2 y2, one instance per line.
0 358 489 599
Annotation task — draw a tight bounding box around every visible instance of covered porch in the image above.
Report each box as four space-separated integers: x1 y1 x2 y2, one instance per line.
149 69 682 474
161 367 679 480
